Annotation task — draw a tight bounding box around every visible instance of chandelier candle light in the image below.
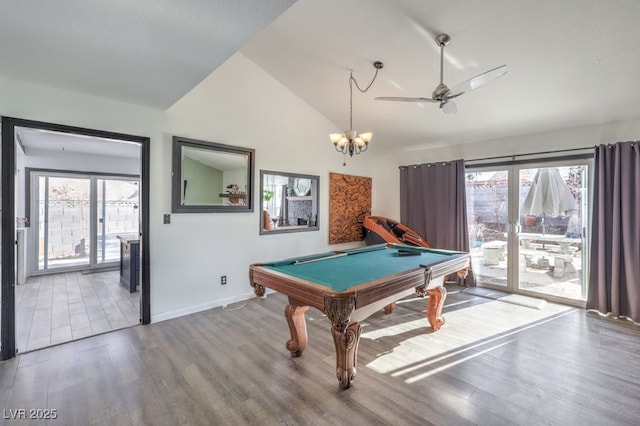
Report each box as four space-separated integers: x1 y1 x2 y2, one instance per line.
330 61 383 165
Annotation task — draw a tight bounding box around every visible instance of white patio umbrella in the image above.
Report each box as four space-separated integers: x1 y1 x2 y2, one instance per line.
522 168 577 234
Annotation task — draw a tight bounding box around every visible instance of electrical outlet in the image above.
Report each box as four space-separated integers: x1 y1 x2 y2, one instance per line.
220 275 227 285
163 214 171 224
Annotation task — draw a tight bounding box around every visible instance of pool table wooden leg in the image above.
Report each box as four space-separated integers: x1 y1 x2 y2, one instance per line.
252 283 265 297
284 304 309 357
331 322 362 389
426 286 447 331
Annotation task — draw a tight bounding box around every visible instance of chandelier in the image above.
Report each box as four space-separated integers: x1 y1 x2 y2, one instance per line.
330 61 383 165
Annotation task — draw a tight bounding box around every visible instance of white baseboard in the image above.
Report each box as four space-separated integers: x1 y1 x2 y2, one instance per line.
151 291 258 323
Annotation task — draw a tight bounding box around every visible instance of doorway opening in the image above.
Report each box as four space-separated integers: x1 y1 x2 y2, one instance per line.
2 117 150 360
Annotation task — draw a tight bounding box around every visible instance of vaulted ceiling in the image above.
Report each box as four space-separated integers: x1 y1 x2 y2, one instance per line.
0 0 295 109
3 0 640 154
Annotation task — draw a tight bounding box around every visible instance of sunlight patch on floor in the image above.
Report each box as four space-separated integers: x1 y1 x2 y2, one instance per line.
362 300 575 378
405 339 515 383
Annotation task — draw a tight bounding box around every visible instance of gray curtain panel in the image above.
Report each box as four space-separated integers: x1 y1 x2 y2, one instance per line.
399 159 473 285
587 141 640 322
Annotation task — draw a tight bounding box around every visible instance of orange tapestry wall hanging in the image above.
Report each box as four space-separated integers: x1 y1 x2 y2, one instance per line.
329 172 372 244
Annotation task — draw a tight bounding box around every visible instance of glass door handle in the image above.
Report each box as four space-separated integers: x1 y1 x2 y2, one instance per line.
508 222 521 234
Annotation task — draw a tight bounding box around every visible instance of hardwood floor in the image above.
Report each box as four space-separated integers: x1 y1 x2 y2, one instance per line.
1 285 639 425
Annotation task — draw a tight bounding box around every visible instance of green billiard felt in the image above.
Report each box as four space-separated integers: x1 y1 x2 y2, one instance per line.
264 245 459 292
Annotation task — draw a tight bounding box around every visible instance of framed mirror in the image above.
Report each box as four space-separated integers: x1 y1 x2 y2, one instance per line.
260 170 319 235
172 136 254 213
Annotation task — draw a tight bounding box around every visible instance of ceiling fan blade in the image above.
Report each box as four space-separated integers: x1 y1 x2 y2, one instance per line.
375 96 439 103
440 100 457 115
448 64 507 98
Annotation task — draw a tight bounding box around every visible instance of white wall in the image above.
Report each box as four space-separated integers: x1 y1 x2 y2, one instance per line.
1 52 380 323
369 118 640 220
15 147 26 221
21 149 140 175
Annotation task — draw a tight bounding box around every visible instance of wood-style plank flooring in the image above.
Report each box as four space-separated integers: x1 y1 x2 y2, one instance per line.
13 270 140 352
1 285 639 425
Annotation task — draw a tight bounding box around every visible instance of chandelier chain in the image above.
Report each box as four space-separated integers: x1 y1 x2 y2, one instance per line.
348 67 380 129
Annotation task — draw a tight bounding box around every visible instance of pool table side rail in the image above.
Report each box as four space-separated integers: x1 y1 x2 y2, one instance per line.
250 266 330 311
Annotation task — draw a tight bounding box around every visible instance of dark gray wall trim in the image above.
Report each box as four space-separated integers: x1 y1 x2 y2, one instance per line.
1 117 17 360
140 132 151 324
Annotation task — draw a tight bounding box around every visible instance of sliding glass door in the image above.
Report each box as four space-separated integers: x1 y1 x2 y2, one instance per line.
516 164 589 301
466 158 590 304
465 168 509 288
33 172 139 272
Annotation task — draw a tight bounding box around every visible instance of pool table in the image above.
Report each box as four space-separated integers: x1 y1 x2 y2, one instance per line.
249 243 470 389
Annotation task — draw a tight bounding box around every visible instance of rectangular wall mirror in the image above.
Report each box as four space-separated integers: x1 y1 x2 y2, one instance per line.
172 136 254 213
260 170 319 234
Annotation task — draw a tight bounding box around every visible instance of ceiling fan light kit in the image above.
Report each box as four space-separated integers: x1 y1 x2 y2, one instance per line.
330 61 383 165
375 33 507 115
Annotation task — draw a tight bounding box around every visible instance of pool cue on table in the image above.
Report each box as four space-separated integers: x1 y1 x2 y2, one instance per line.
293 252 348 265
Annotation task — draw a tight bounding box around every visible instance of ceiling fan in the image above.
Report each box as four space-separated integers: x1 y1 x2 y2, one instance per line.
376 33 507 115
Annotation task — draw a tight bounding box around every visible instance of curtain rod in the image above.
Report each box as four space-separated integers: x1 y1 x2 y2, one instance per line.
399 146 594 169
465 146 593 163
